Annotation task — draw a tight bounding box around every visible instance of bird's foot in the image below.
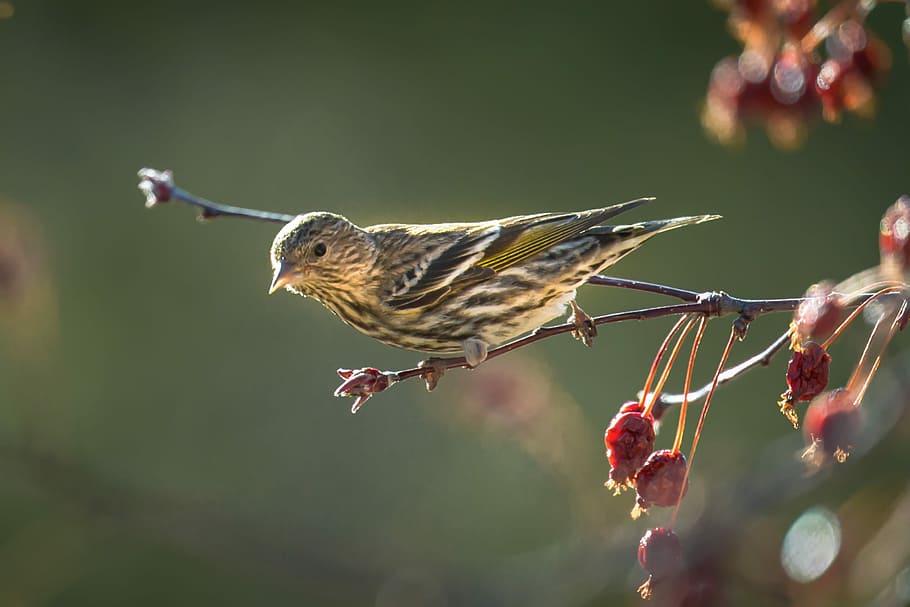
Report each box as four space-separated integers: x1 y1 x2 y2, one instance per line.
461 338 489 368
568 300 597 347
418 358 448 391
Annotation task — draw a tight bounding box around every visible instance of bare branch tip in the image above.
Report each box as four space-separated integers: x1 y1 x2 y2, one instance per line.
333 367 395 413
137 167 174 208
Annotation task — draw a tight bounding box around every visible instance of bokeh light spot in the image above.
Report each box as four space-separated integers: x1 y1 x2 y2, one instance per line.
780 507 842 583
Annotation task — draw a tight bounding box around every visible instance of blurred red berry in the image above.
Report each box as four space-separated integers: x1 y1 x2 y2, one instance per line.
635 450 689 514
637 527 683 599
792 281 845 346
804 389 863 463
639 527 683 578
852 36 891 81
880 195 910 270
827 20 891 80
770 45 815 107
737 49 774 115
605 404 656 490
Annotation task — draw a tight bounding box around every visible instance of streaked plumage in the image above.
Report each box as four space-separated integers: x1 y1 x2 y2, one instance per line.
269 198 719 365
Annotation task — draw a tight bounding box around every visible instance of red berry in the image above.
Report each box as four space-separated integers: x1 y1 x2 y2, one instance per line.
635 450 688 513
605 404 656 490
709 56 746 101
637 527 684 599
880 195 910 270
792 281 846 346
737 49 774 116
638 527 683 579
780 341 832 428
804 389 863 463
786 342 831 402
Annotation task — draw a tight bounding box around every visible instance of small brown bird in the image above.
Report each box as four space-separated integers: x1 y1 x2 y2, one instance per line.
269 198 718 366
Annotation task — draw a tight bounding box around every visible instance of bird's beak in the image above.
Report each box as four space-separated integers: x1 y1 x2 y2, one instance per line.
269 262 296 294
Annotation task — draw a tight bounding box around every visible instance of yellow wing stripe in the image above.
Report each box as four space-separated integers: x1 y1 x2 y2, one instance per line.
477 221 593 272
480 224 579 270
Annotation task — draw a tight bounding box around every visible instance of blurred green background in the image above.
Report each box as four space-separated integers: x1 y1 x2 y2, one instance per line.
1 1 910 605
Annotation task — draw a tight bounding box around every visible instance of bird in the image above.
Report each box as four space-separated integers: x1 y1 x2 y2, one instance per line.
268 198 719 368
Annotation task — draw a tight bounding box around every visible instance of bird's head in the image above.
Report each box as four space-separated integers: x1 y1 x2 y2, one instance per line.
269 212 376 298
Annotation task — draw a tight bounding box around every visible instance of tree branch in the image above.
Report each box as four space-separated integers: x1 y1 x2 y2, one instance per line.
585 275 700 302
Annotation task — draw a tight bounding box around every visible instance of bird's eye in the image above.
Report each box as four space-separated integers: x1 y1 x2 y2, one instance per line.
313 242 327 257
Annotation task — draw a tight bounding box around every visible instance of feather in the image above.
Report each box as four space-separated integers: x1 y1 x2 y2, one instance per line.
383 198 653 311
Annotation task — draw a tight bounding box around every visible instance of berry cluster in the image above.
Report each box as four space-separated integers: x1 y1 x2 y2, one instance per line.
783 197 910 463
702 0 905 148
604 316 718 598
605 197 910 600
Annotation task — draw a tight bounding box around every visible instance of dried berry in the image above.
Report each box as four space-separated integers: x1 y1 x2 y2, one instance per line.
880 195 910 270
605 403 655 491
803 388 863 463
637 527 683 599
792 281 845 347
634 450 688 516
779 341 831 427
786 342 830 401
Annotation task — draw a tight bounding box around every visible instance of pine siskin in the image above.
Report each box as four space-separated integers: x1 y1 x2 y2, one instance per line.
269 198 719 366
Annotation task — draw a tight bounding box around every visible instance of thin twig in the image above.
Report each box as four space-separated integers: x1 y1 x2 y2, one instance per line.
586 276 700 302
670 324 739 529
138 168 296 224
640 315 695 416
652 329 792 407
646 317 699 413
672 317 709 454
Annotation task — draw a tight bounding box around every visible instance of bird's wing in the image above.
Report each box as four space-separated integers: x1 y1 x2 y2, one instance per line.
475 201 647 272
383 226 499 310
383 198 652 311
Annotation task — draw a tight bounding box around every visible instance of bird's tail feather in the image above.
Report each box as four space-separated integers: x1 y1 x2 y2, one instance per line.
589 214 721 243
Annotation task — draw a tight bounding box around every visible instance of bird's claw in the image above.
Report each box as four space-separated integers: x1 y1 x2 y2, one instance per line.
569 300 597 347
